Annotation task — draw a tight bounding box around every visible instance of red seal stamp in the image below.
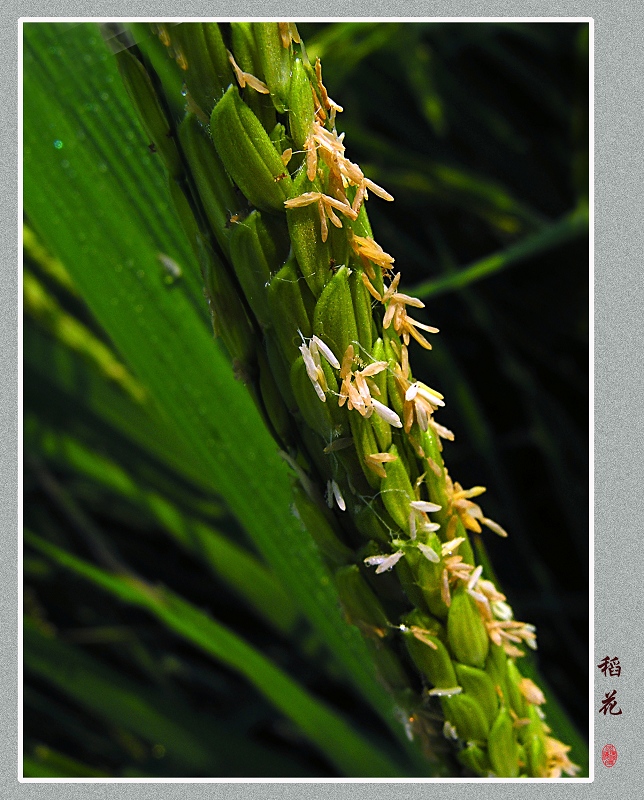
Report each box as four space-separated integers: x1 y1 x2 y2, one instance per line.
602 744 618 767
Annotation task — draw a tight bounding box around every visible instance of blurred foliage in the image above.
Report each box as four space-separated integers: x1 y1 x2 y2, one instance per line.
23 21 589 777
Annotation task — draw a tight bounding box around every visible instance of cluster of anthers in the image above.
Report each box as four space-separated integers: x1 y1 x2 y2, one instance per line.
361 271 440 350
227 50 270 95
229 23 302 91
442 472 509 539
389 343 452 441
294 178 535 667
289 96 528 652
299 333 341 402
284 60 393 242
366 520 537 659
227 29 577 776
337 344 401 428
544 736 581 778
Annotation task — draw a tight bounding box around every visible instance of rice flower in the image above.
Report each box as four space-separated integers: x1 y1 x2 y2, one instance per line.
353 235 395 276
364 549 405 574
119 22 578 777
227 50 270 94
544 737 581 778
519 678 546 706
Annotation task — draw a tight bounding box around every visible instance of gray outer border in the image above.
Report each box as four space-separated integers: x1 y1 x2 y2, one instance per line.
6 1 642 798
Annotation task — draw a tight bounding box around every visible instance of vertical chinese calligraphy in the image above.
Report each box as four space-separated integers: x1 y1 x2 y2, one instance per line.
598 655 622 767
597 656 621 677
598 690 622 716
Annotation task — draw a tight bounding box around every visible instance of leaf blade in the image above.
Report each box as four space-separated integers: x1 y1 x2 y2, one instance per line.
26 530 406 777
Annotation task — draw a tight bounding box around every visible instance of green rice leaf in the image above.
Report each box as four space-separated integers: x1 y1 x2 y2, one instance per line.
23 23 413 760
26 531 407 777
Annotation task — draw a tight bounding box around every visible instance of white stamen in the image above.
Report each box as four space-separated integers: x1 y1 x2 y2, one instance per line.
284 191 322 209
443 721 459 740
360 361 388 377
482 517 509 538
382 303 396 330
416 384 445 407
310 376 326 401
311 377 326 402
367 452 397 463
355 371 371 402
364 550 404 574
467 564 484 591
417 542 440 563
243 72 270 94
331 479 346 511
299 343 318 381
405 384 419 401
370 398 403 428
431 421 455 441
409 500 442 513
375 550 405 573
300 342 327 401
467 588 488 604
491 600 513 621
441 537 465 556
311 335 340 369
363 177 394 202
415 402 429 432
455 485 486 500
408 318 440 333
391 292 425 308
